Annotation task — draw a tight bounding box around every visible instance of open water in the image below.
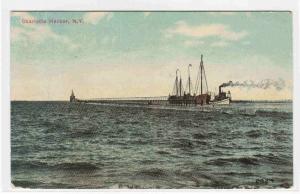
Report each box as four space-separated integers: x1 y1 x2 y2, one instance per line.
11 101 293 189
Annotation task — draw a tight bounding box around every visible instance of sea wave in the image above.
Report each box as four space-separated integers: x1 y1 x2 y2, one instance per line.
136 168 169 178
204 156 259 166
12 160 99 171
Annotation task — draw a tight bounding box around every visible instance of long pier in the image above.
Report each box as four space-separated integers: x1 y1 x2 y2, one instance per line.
74 96 169 105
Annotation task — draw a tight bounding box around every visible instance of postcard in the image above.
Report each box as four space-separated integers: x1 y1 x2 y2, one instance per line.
10 11 293 189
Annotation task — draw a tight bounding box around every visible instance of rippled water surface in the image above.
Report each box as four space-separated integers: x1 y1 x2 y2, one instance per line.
11 101 293 189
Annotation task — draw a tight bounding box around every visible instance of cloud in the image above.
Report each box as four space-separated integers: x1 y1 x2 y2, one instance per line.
12 25 55 42
166 21 248 41
12 25 78 49
210 41 229 47
83 12 113 25
11 13 78 50
183 40 205 47
241 41 251 45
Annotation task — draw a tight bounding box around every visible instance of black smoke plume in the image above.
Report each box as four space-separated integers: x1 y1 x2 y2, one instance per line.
220 79 286 91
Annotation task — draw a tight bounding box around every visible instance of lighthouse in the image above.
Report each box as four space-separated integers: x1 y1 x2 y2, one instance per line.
70 90 76 102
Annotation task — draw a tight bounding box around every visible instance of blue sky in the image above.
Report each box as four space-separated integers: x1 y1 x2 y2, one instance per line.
11 11 293 100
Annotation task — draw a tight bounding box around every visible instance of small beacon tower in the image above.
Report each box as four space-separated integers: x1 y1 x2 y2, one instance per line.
70 90 76 102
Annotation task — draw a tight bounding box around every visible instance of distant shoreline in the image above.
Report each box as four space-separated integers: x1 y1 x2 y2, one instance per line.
10 100 293 103
232 100 293 103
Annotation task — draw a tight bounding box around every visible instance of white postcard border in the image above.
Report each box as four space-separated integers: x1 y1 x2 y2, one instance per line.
1 0 299 193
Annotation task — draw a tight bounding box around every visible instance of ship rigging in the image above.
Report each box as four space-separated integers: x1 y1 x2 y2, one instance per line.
168 55 231 105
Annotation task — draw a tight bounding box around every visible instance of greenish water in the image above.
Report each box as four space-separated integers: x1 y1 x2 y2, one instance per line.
11 101 293 189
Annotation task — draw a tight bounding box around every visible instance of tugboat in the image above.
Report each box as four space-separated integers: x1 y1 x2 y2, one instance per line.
212 86 231 105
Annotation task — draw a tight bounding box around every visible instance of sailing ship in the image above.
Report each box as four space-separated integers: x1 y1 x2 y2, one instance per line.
167 55 231 106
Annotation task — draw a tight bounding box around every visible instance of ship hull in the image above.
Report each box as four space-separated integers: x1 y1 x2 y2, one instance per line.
212 98 230 105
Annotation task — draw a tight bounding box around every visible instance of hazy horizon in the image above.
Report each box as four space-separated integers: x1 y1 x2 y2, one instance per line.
10 98 294 102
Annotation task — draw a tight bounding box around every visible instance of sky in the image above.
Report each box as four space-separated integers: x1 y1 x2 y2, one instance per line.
11 11 293 101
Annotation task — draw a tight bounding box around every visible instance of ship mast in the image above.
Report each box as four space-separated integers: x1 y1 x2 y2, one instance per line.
201 55 209 94
205 60 209 93
194 54 209 95
176 69 179 96
179 74 182 96
188 64 192 95
200 55 203 95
